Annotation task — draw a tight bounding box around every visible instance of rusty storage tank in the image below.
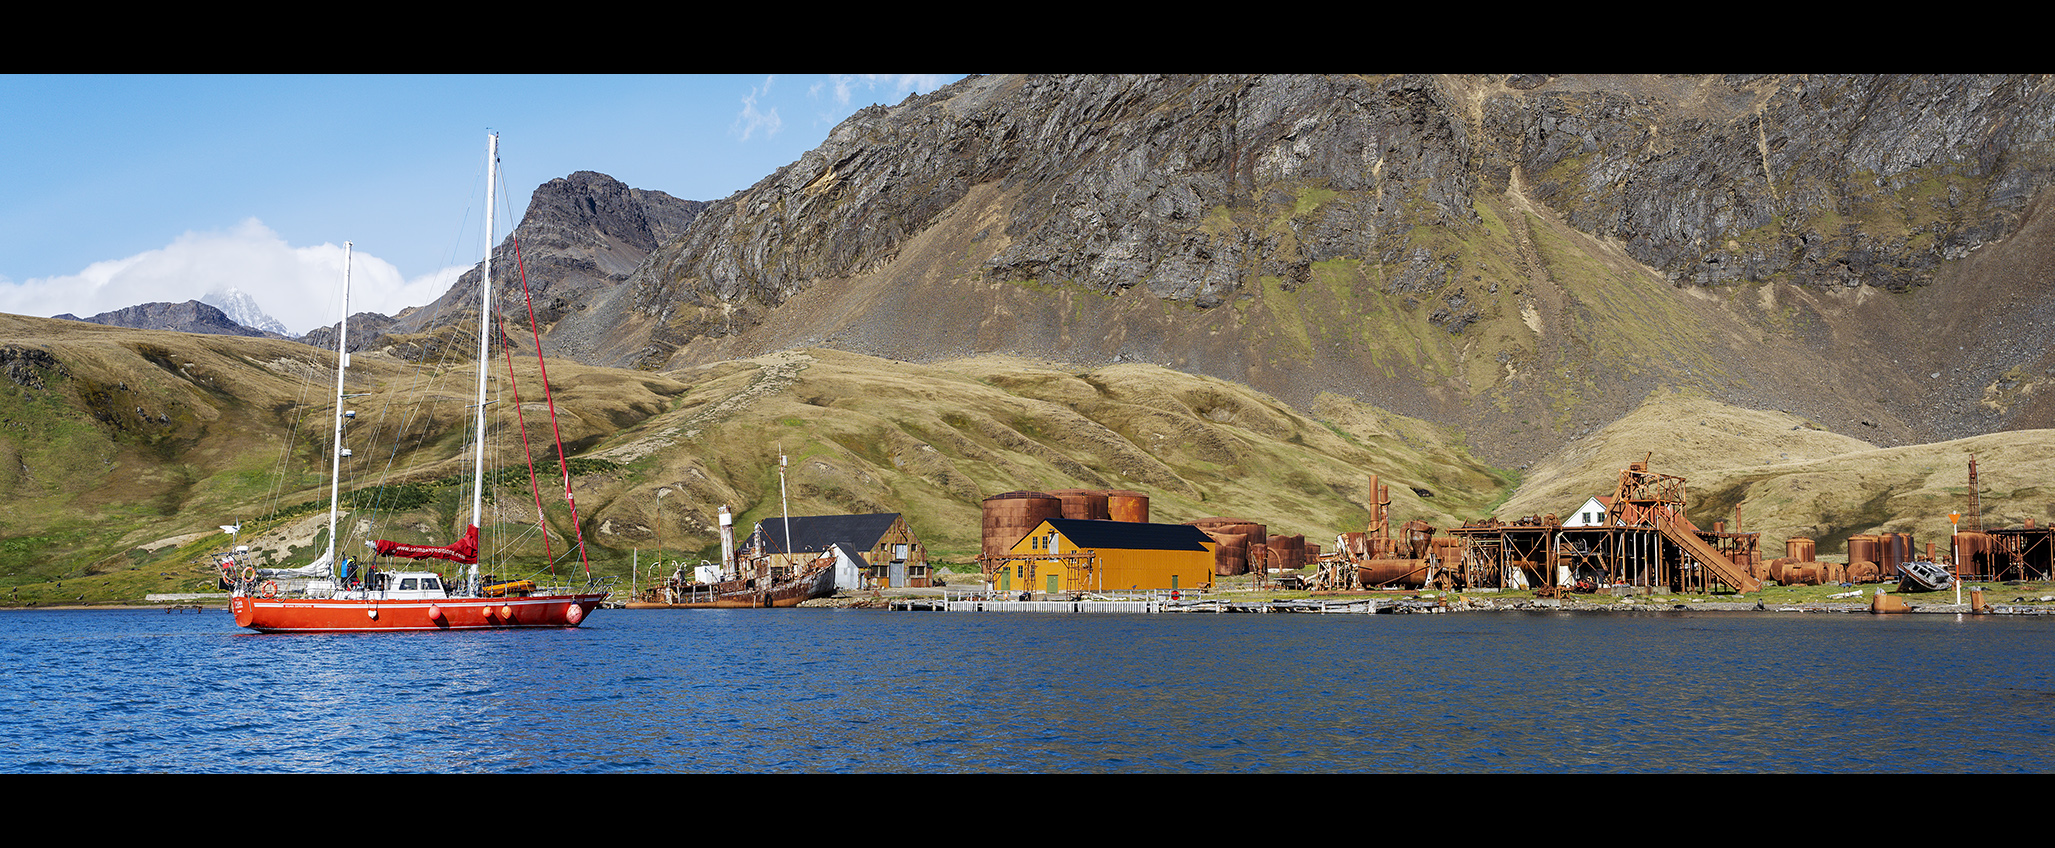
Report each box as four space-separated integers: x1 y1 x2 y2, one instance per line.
1876 533 1904 579
1103 490 1150 523
1191 518 1267 553
1954 531 1993 577
1786 538 1817 562
1847 535 1880 569
1888 532 1915 569
1754 557 1779 584
982 491 1063 561
1267 534 1307 570
1780 562 1827 586
1202 530 1249 575
1357 558 1429 588
1048 489 1110 521
1845 560 1880 583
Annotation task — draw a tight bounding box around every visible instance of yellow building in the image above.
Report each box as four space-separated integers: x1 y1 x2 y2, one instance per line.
996 518 1215 595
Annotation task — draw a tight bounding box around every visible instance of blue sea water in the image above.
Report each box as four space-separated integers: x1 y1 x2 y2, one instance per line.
1 606 2049 773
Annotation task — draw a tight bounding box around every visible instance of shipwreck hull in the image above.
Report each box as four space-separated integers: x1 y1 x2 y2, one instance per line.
629 567 836 609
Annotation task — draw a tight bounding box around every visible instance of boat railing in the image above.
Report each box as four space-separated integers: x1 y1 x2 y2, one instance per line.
532 575 618 597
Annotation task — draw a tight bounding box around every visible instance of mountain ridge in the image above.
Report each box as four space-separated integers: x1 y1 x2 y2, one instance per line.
590 74 2055 465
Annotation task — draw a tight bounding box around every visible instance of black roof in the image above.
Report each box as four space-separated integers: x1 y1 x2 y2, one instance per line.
1043 518 1212 552
755 513 903 554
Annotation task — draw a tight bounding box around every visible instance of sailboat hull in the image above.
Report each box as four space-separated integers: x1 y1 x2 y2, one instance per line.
231 593 607 633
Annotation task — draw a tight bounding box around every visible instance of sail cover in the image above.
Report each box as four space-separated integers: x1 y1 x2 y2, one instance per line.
371 525 479 564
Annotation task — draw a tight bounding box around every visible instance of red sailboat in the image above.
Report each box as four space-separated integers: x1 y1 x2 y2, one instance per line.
230 134 609 633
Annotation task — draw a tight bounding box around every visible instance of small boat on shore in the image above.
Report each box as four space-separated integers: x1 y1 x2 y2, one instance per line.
1897 559 1955 593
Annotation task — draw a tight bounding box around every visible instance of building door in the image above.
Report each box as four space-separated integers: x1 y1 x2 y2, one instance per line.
1047 574 1059 595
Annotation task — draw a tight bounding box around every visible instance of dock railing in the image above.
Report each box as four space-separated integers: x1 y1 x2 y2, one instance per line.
937 586 1200 613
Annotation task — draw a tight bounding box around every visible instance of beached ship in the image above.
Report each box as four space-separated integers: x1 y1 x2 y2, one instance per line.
625 492 838 609
228 134 609 632
1897 559 1955 593
628 557 837 609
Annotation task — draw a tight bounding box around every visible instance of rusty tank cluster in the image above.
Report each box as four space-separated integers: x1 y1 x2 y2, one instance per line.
980 486 1310 579
980 489 1155 560
1184 518 1309 576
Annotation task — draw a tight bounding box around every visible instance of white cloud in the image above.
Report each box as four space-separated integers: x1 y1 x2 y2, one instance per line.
0 219 456 335
732 75 783 141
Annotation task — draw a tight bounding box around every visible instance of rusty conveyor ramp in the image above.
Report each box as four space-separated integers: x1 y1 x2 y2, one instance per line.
1656 510 1760 593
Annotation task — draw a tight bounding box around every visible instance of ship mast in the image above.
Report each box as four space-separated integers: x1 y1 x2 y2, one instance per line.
468 133 498 591
326 242 351 578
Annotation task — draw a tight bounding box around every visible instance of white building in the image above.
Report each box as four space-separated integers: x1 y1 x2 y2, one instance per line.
1562 496 1612 527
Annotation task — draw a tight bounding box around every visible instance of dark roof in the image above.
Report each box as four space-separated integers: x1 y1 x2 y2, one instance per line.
755 513 903 554
1043 518 1211 552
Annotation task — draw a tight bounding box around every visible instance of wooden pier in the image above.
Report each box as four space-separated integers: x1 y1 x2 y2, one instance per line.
892 591 1451 614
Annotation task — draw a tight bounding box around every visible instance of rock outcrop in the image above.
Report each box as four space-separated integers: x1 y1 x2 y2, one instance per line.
324 171 703 358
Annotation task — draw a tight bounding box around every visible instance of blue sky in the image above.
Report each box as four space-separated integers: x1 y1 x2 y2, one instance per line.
0 74 963 333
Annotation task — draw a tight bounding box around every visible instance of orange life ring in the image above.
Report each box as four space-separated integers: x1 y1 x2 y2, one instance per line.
240 566 257 582
260 581 280 598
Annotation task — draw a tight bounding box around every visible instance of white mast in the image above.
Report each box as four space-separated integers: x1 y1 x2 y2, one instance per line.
469 132 498 590
778 445 792 569
326 242 352 578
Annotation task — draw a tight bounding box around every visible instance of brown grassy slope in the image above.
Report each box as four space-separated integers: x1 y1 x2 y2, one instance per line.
575 348 1512 565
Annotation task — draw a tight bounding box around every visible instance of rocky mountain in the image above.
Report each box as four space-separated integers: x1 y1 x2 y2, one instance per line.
597 74 2055 466
200 287 291 336
55 300 282 339
372 171 704 355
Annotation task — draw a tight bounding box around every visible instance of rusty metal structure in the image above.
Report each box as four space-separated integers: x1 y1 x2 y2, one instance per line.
1329 457 1762 594
1316 474 1456 590
1973 525 2055 581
